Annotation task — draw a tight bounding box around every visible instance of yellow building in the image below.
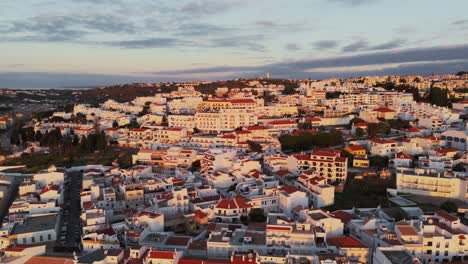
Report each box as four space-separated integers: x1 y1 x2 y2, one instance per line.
345 145 367 156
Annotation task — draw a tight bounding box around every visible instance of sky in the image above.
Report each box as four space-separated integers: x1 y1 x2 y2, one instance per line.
1 0 468 88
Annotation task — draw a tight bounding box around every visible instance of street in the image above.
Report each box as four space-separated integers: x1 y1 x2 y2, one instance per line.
54 170 83 252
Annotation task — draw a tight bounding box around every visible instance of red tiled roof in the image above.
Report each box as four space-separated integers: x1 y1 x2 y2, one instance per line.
280 185 299 194
194 209 207 219
331 210 353 224
266 225 292 231
292 129 319 135
396 152 412 159
268 120 296 125
435 148 458 155
373 107 396 113
354 122 368 127
40 185 59 195
25 257 75 264
179 258 205 264
292 154 311 161
436 210 458 222
149 250 175 259
346 145 365 152
230 99 256 104
165 236 191 246
215 197 252 210
4 245 29 252
246 126 267 130
397 225 418 236
406 127 421 133
131 128 148 132
327 236 367 248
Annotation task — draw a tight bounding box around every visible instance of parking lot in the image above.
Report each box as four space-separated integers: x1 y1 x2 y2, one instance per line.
55 171 83 252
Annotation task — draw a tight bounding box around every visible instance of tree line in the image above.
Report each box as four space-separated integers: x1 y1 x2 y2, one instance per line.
279 129 344 152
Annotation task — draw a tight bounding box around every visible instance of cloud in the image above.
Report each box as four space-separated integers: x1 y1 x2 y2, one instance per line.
285 43 301 51
254 20 306 33
366 39 406 51
342 39 368 52
1 13 138 43
102 38 190 49
326 0 377 7
342 39 406 52
313 40 339 50
174 23 234 37
208 35 266 52
2 45 468 88
453 19 468 25
179 0 245 17
147 44 468 78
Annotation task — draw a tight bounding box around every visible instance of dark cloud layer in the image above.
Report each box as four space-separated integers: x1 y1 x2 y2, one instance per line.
149 44 468 76
2 44 467 88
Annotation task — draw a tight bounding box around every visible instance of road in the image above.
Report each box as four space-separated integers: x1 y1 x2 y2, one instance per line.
54 170 83 252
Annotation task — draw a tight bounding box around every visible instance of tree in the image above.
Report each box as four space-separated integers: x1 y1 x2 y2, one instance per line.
440 201 457 213
427 87 450 107
247 141 263 153
249 208 266 222
341 150 354 168
367 122 390 137
34 130 42 142
370 156 389 168
453 163 466 172
355 127 364 138
117 151 133 169
298 122 312 130
326 91 342 99
281 84 298 95
279 129 343 152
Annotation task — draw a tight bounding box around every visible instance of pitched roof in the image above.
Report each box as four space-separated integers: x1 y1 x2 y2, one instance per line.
327 236 367 248
396 225 418 236
373 107 396 113
40 185 59 195
215 197 251 210
346 145 366 152
331 210 353 224
25 257 75 264
436 210 458 222
280 185 299 194
395 152 412 159
149 250 175 259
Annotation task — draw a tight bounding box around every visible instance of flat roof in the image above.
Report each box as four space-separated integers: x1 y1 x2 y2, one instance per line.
11 214 57 235
380 249 414 264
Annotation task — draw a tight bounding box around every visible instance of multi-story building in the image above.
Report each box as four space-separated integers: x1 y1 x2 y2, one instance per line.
396 168 467 201
195 109 257 133
287 149 348 183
